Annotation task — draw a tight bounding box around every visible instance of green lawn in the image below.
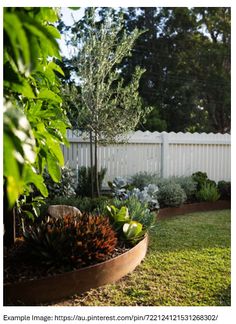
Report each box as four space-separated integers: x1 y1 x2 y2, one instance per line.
53 209 231 306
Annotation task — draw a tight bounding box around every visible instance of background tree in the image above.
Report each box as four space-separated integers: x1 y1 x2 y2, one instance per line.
62 8 151 196
3 7 70 245
112 7 230 133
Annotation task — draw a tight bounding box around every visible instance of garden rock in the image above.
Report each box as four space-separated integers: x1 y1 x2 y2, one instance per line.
47 205 82 219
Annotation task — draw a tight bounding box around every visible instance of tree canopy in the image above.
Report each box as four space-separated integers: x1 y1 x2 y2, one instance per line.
60 8 151 196
96 7 230 133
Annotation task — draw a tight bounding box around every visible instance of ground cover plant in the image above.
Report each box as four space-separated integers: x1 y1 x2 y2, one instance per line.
51 209 230 306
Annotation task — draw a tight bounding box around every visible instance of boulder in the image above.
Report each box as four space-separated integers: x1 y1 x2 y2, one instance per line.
47 205 82 219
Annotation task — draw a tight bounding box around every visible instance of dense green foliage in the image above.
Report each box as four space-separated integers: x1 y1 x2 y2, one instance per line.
130 172 159 190
217 181 231 200
43 164 76 199
191 171 219 202
195 183 220 202
129 172 197 202
76 166 106 197
4 7 70 209
192 171 210 190
23 213 117 268
52 210 231 306
41 196 110 216
118 7 230 133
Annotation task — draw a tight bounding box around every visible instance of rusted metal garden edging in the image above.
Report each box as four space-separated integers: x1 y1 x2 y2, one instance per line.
158 200 230 219
4 235 148 305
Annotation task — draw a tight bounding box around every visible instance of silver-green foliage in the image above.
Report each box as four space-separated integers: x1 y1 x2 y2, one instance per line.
169 176 197 200
157 182 187 207
112 196 156 231
130 171 160 190
63 8 152 143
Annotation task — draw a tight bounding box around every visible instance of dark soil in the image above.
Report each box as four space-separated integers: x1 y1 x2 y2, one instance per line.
4 238 130 285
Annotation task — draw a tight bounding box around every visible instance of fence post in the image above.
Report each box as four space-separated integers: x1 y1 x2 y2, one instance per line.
161 132 169 178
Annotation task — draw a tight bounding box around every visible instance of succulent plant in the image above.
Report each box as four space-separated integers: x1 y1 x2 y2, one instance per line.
70 214 117 266
23 213 118 268
106 205 145 245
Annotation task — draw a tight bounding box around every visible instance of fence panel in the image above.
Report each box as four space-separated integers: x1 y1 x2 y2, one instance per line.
62 130 231 186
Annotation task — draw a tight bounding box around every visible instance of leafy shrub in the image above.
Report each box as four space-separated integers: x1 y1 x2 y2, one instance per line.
191 171 216 191
130 171 159 190
191 171 208 190
217 181 231 200
40 196 111 216
196 183 220 202
111 196 156 231
157 182 187 207
43 164 76 199
170 176 197 201
23 213 117 268
76 166 106 197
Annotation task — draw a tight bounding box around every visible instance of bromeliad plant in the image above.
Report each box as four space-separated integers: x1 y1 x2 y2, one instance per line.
106 205 145 246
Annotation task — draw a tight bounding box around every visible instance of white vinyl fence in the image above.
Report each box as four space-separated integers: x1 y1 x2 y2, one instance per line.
62 130 231 187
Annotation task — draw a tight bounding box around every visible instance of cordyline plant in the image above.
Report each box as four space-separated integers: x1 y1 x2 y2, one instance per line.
62 8 152 196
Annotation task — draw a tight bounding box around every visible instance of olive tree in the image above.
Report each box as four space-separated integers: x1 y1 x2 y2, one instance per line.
63 9 152 196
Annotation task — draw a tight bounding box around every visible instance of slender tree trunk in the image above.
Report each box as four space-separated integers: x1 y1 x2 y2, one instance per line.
89 130 94 198
94 130 100 197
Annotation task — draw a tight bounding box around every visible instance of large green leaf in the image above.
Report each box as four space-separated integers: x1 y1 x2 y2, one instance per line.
4 13 30 74
36 7 59 23
46 154 61 183
21 13 60 58
47 61 65 76
3 133 24 207
38 89 62 103
47 139 64 166
23 165 48 197
4 79 35 98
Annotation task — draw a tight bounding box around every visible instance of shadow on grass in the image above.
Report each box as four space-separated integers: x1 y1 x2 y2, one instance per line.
214 284 231 306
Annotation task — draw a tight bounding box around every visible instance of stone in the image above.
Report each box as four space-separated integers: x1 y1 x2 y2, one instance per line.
47 205 82 219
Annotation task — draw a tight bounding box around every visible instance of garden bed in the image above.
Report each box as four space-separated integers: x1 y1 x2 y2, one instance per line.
158 200 230 219
51 210 231 306
4 235 148 305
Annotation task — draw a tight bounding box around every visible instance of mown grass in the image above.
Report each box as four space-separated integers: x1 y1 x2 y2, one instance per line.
53 210 231 306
